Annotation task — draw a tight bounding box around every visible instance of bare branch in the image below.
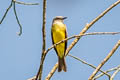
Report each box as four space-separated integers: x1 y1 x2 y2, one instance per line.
68 54 111 77
35 0 47 80
84 32 120 36
13 1 22 36
89 40 120 80
93 65 120 80
68 54 110 77
0 0 12 24
14 0 39 5
0 0 38 36
110 67 120 80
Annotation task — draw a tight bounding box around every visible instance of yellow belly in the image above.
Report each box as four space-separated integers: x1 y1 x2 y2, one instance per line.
52 24 66 58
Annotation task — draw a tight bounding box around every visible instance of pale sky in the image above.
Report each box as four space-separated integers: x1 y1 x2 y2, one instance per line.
0 0 120 80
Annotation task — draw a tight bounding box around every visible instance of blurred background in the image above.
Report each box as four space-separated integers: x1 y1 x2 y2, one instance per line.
0 0 120 80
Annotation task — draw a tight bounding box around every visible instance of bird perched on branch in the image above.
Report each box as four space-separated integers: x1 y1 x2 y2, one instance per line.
51 16 67 72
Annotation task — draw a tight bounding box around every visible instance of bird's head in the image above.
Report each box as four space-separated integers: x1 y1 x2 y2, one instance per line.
53 16 67 23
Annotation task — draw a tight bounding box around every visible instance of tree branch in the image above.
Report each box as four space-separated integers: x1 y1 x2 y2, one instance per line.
93 65 120 80
35 0 47 80
0 0 12 24
84 32 120 36
13 1 22 36
13 0 39 5
68 54 110 78
88 40 120 80
0 0 39 36
110 67 120 80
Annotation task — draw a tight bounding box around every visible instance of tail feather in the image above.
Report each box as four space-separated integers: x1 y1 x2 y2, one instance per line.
58 57 67 72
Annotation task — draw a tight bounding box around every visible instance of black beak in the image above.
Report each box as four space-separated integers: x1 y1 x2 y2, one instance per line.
63 17 67 20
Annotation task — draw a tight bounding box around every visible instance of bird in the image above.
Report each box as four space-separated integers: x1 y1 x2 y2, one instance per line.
51 16 67 72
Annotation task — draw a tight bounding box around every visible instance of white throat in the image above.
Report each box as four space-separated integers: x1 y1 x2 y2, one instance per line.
53 20 64 24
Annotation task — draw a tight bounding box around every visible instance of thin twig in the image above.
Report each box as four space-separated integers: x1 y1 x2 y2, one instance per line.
13 1 22 36
14 0 39 5
93 65 120 80
84 32 120 36
0 0 12 24
35 0 47 80
110 67 120 80
68 54 110 77
0 0 39 36
89 40 120 80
